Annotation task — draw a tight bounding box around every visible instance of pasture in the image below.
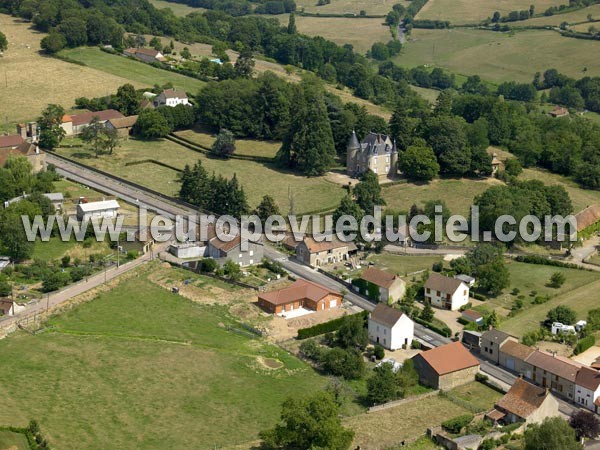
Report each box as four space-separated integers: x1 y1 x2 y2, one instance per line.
381 177 502 217
0 265 326 449
519 168 600 213
0 14 136 125
416 0 565 24
276 15 392 53
498 272 600 337
58 47 205 93
0 430 29 450
367 253 444 277
293 0 410 16
55 136 346 214
148 0 205 16
515 4 600 26
397 28 600 83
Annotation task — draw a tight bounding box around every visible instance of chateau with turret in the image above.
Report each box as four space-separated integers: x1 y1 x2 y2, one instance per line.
346 131 398 178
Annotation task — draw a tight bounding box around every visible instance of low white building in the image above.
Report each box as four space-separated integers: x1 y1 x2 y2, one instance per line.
153 89 189 107
424 272 469 311
76 200 120 221
168 242 208 259
575 366 600 413
368 303 414 351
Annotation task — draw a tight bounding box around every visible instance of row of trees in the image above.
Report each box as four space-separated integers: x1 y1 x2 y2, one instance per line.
179 160 249 216
534 68 600 113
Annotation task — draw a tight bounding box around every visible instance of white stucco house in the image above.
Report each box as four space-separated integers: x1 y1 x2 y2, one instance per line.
424 272 470 311
153 89 189 107
575 366 600 413
76 200 120 221
368 303 414 350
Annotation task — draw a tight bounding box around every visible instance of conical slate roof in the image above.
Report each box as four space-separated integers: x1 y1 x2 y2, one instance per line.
348 130 360 149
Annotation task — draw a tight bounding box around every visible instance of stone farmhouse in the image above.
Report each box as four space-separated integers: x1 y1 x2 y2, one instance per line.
105 116 138 138
207 235 263 267
0 141 46 173
368 303 414 350
257 279 342 316
295 236 357 267
346 131 398 178
123 47 166 64
412 341 480 390
357 267 406 303
480 329 516 364
424 272 470 311
153 89 189 107
61 110 125 136
485 378 561 426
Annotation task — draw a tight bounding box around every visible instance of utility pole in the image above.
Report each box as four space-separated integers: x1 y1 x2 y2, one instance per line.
46 293 50 313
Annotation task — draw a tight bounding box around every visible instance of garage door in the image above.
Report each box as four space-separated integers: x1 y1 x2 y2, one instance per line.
506 358 515 371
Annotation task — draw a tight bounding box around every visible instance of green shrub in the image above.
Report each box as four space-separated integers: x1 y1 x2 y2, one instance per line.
575 335 596 355
475 373 489 382
297 311 368 339
411 340 421 349
373 344 385 360
413 316 452 337
441 414 474 434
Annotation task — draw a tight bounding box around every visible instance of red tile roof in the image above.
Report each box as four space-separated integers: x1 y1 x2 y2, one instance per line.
525 350 581 382
416 341 480 376
302 236 357 253
0 135 24 148
500 340 535 361
497 378 551 419
424 272 465 295
576 366 600 391
575 205 600 232
66 110 124 127
360 267 400 289
258 279 340 306
462 309 483 321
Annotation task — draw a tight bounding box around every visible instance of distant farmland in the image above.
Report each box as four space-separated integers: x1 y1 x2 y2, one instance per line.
396 28 600 83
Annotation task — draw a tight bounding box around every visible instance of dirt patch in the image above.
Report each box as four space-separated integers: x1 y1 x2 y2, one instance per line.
266 307 352 342
537 341 573 358
257 356 284 370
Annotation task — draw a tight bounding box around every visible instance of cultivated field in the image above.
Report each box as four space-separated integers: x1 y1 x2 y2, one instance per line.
0 14 139 125
55 137 346 214
276 15 392 53
382 177 502 217
0 265 326 449
397 28 600 83
417 0 566 24
58 47 205 93
515 4 600 26
293 0 410 15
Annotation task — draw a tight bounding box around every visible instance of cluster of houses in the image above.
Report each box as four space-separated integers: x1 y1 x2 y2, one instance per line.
464 329 600 414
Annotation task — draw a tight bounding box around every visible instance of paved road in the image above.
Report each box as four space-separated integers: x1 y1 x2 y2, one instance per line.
46 153 198 220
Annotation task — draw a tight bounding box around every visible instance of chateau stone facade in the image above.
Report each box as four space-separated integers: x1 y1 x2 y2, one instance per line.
346 131 398 178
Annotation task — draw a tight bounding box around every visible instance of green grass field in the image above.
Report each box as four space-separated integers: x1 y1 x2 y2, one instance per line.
499 276 600 337
417 0 565 24
148 0 205 16
293 0 410 15
58 47 205 93
176 129 280 158
367 253 444 276
55 136 345 215
382 177 502 217
468 260 600 336
0 265 326 449
397 28 600 83
519 168 600 213
444 381 503 411
515 4 600 26
0 430 29 450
